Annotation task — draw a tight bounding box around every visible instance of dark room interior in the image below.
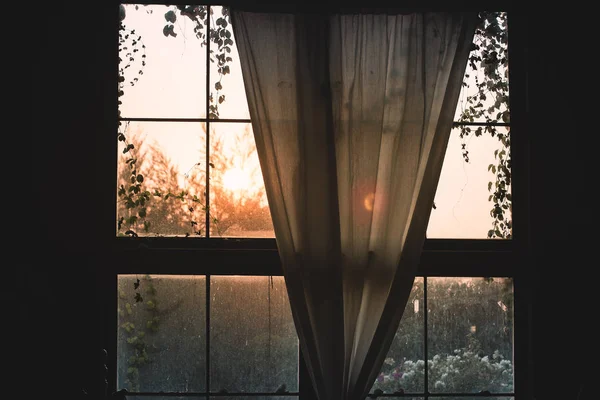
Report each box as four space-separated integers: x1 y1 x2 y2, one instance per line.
20 2 593 400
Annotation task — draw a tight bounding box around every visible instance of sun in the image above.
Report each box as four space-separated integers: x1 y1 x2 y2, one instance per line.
222 167 254 192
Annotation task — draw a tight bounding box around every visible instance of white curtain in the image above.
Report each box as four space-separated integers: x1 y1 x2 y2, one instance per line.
231 10 477 400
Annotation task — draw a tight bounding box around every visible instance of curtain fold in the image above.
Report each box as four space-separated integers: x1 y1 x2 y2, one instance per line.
231 10 477 400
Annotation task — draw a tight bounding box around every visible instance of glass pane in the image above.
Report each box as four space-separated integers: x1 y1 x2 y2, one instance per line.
127 398 205 400
116 121 207 237
117 275 206 393
209 6 251 120
428 126 511 239
213 397 297 400
119 4 207 118
427 278 514 393
210 276 298 393
371 278 424 394
366 398 422 400
454 12 509 123
436 398 512 400
208 123 274 238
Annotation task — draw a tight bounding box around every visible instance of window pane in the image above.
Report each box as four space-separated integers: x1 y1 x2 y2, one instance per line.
436 398 512 400
427 278 514 393
371 278 424 394
210 276 298 393
117 275 207 393
209 6 251 120
126 398 205 400
453 12 509 123
117 121 207 237
209 123 275 238
367 398 422 400
428 126 511 239
119 4 207 118
213 397 298 400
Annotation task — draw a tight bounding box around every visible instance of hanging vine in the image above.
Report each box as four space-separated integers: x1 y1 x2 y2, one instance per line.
118 275 160 392
456 12 511 238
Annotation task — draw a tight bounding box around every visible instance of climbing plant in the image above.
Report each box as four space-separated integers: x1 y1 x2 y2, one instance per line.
456 11 511 238
117 275 160 391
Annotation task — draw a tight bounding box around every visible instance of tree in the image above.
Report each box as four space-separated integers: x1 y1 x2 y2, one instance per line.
117 123 272 237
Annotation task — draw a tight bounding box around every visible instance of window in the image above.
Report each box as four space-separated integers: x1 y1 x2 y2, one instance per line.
117 275 514 396
117 4 272 239
371 277 514 396
113 4 523 400
117 5 511 241
428 11 511 239
117 275 298 394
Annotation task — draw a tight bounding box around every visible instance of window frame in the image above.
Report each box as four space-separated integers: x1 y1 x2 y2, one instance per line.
108 3 531 400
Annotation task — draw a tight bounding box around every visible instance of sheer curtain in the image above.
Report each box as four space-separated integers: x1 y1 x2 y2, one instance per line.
231 10 476 400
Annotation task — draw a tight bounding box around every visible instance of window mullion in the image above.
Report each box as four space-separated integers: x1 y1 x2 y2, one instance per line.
206 274 211 395
205 5 211 238
423 276 429 398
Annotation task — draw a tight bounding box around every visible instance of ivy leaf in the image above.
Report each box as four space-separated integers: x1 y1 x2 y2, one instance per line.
165 10 177 23
134 292 143 303
134 279 140 289
163 25 177 37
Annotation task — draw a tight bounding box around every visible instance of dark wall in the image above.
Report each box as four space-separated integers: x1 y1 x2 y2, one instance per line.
24 2 117 398
525 8 593 400
24 3 592 400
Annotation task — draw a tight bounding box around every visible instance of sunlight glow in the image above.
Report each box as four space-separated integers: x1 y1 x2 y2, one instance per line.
364 192 375 211
223 167 254 193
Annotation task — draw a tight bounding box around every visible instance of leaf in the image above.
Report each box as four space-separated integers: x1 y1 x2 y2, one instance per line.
134 292 143 303
164 10 176 23
163 25 177 38
134 279 140 289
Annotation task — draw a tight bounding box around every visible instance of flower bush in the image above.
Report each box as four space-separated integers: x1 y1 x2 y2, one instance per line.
372 346 513 393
